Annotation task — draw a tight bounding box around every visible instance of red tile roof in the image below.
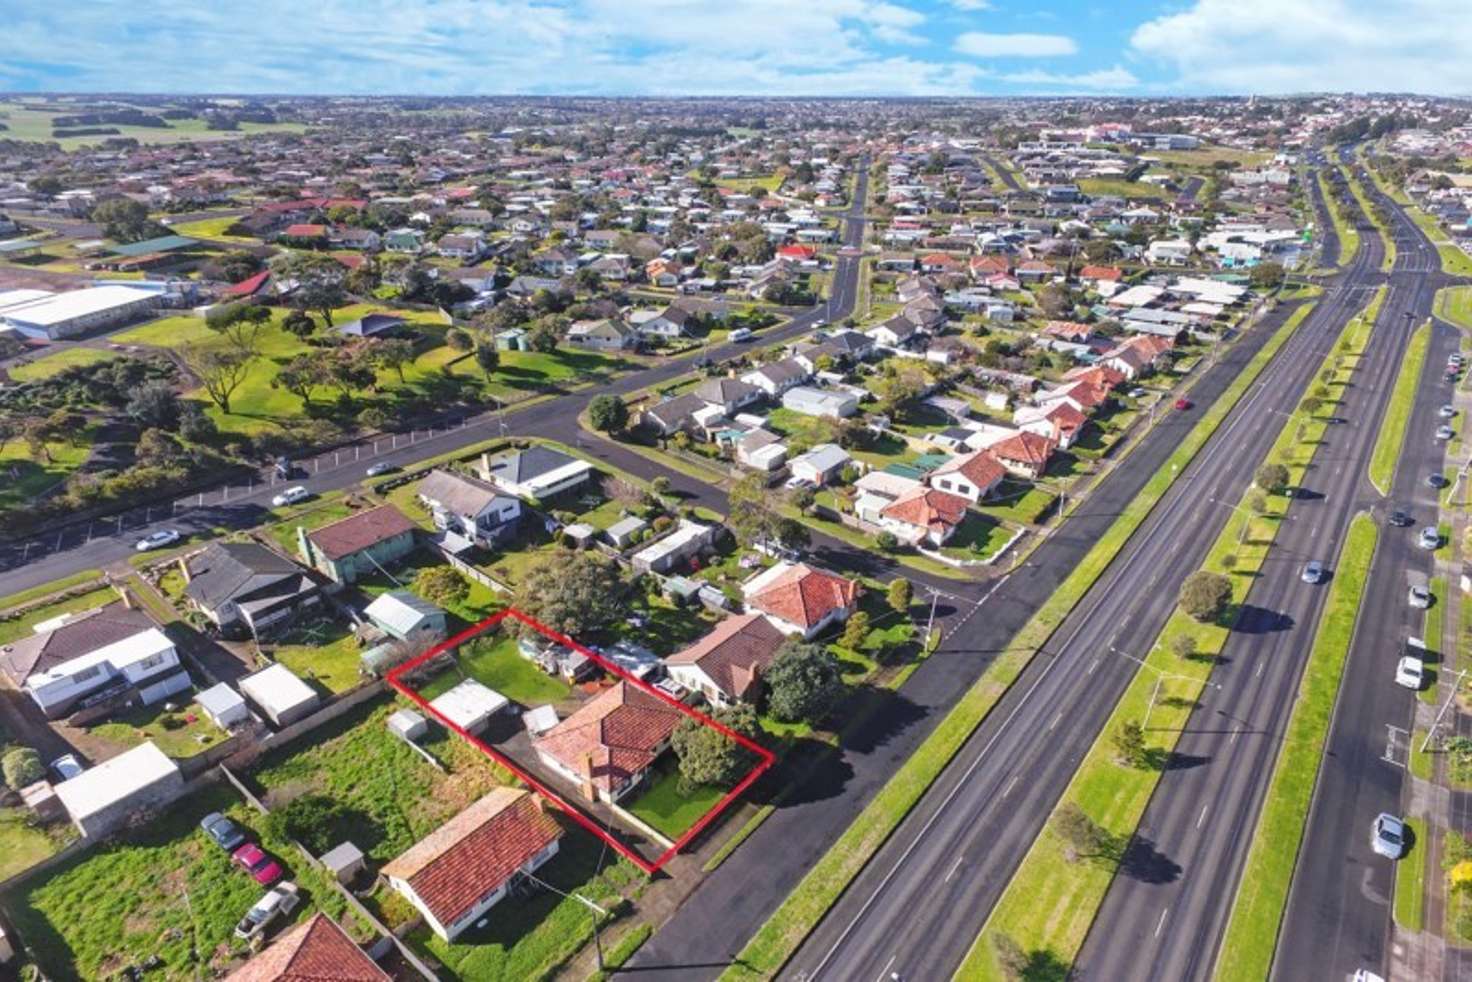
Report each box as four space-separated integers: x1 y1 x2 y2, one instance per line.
284 224 326 238
223 270 271 298
930 449 1006 492
226 913 388 981
747 563 859 631
777 245 816 260
1079 265 1124 281
989 431 1055 469
666 613 786 700
881 487 969 534
305 504 416 561
534 682 682 794
381 789 562 929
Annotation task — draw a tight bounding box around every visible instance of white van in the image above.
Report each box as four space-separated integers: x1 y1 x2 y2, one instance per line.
729 327 753 343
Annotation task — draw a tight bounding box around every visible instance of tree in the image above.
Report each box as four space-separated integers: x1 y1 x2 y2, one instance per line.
205 301 270 357
1179 570 1232 623
264 794 355 856
126 381 182 430
588 394 629 433
274 252 347 325
1300 395 1322 417
527 320 560 353
727 474 784 550
92 197 163 242
2 747 43 790
671 703 759 789
474 342 500 380
514 550 624 637
1052 802 1106 863
1169 633 1196 660
1254 462 1290 494
413 566 469 609
888 577 912 612
281 310 317 339
183 345 251 415
326 348 377 399
374 338 416 384
1112 721 1148 768
765 640 845 724
1249 261 1286 290
136 428 187 469
1247 491 1267 515
840 610 870 651
787 484 816 514
271 354 328 408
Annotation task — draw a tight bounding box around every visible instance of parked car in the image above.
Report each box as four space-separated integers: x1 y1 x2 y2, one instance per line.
1408 585 1432 609
1300 560 1326 584
1388 508 1412 527
728 327 753 342
784 476 817 491
1174 397 1192 411
1437 425 1455 441
271 486 310 507
1127 387 1146 399
134 529 182 552
200 812 247 852
1371 812 1408 859
1440 404 1457 418
232 843 284 885
1395 656 1425 690
234 882 300 941
365 462 396 477
1419 526 1441 550
49 754 83 782
1427 473 1446 489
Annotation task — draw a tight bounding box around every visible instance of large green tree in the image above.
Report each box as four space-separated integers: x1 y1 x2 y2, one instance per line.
765 640 845 724
513 550 623 637
671 703 760 789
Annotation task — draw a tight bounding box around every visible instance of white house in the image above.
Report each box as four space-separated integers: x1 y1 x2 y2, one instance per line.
743 562 859 639
482 446 593 501
926 450 1007 503
789 443 852 486
781 386 858 419
665 613 786 707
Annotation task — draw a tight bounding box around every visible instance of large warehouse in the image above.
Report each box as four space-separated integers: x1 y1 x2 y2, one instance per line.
0 284 159 339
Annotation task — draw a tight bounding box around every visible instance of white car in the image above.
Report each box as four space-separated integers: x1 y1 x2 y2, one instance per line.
1371 813 1407 859
1408 585 1432 609
134 529 181 552
784 476 818 491
271 486 310 507
365 462 396 477
1440 404 1457 419
1436 425 1455 441
1419 526 1441 550
49 754 84 782
1395 656 1425 690
234 882 300 940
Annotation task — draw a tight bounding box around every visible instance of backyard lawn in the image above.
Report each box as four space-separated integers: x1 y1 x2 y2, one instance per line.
417 633 572 706
0 807 74 881
625 761 727 840
88 698 226 759
939 514 1013 563
272 623 366 695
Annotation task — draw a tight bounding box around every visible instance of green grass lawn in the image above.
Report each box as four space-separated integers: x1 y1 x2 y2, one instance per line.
1368 319 1430 495
273 626 365 695
976 483 1057 526
0 100 308 150
0 436 95 513
166 216 259 242
250 697 507 863
265 498 360 554
89 699 227 759
1435 285 1472 332
1077 177 1171 201
625 761 727 839
1145 146 1272 169
0 569 104 611
0 807 75 881
7 347 120 382
1394 817 1428 932
0 586 117 645
722 297 1322 982
412 829 639 982
1214 514 1378 982
418 633 572 706
939 514 1012 562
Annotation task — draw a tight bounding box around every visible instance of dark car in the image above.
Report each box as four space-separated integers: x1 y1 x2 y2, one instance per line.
1388 508 1412 527
200 812 247 851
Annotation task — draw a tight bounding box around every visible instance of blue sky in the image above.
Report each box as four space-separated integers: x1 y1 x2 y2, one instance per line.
3 0 1470 97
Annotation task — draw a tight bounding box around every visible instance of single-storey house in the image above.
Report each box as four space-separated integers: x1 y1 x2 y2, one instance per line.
987 431 1055 480
743 562 859 639
224 912 390 981
927 450 1006 503
879 486 969 547
631 519 719 574
737 429 788 471
533 681 683 802
364 590 447 646
297 504 418 585
337 313 407 339
642 393 709 436
781 386 858 419
665 613 786 707
568 317 637 351
383 788 563 942
741 359 809 397
789 443 852 486
694 377 762 415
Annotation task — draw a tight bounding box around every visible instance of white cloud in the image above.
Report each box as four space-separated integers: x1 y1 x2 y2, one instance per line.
1002 66 1139 90
954 31 1077 58
946 0 993 10
1130 0 1472 94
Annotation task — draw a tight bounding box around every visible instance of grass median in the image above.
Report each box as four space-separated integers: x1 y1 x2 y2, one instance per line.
718 299 1319 981
1345 164 1395 272
1214 512 1379 981
1319 169 1360 267
1368 318 1430 495
955 291 1376 980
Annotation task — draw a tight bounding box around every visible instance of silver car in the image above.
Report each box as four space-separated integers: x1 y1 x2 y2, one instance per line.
1408 585 1432 608
1371 813 1406 859
1419 526 1441 550
1440 404 1457 419
1436 425 1454 441
1300 561 1325 584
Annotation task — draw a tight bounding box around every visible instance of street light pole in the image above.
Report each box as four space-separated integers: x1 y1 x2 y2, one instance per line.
1108 645 1220 730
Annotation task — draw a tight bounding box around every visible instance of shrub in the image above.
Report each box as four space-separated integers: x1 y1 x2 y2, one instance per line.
2 747 43 790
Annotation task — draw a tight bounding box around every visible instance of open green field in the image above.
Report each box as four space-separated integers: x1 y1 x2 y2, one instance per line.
720 299 1320 981
1435 286 1472 331
1214 513 1378 982
1368 319 1430 495
959 295 1375 979
0 100 307 150
1144 145 1273 169
7 347 120 382
0 436 93 512
1077 177 1171 201
165 216 257 242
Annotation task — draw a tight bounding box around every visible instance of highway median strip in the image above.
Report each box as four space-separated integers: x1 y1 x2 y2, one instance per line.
718 299 1318 981
1368 317 1430 496
954 290 1378 980
1214 512 1379 982
1319 169 1360 267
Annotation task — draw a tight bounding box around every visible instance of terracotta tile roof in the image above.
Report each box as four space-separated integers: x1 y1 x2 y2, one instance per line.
930 449 1006 491
305 505 416 561
1042 401 1088 433
381 788 562 928
989 431 1055 469
666 613 785 700
1079 264 1124 281
1042 320 1094 340
881 486 969 533
225 913 389 981
969 255 1011 274
747 563 859 631
284 224 326 238
533 682 682 794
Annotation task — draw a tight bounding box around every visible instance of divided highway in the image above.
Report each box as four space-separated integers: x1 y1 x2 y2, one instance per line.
774 184 1385 982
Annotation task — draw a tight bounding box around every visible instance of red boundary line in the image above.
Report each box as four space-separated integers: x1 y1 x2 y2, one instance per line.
386 607 776 875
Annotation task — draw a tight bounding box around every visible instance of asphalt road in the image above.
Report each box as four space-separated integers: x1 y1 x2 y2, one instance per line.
1268 151 1464 982
1076 162 1455 980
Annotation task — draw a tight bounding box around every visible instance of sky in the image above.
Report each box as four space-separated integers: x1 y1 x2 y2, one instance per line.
3 0 1472 98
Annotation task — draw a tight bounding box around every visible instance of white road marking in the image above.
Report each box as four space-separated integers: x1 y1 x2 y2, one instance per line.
1001 774 1020 798
1197 804 1210 829
945 854 967 883
1257 661 1266 678
876 956 897 982
1087 657 1101 675
1049 711 1063 732
1231 725 1241 745
1155 908 1170 938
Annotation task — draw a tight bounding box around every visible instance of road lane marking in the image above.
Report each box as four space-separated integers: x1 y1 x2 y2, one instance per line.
1197 804 1210 829
1155 908 1170 938
1049 711 1063 731
1257 661 1266 677
1087 657 1100 675
945 854 966 883
1001 774 1020 798
1231 725 1241 744
877 955 897 982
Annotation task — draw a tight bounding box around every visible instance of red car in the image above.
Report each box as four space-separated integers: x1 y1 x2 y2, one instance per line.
232 843 284 885
1174 397 1192 411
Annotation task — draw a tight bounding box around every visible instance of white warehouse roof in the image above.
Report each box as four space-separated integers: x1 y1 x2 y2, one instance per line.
0 286 155 328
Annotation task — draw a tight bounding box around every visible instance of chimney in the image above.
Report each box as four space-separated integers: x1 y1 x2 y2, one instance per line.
578 753 597 803
176 556 191 584
479 452 492 480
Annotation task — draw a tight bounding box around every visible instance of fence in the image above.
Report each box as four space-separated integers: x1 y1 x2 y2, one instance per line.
222 679 388 772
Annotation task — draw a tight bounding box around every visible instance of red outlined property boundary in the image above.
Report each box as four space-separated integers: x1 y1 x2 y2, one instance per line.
386 607 776 875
